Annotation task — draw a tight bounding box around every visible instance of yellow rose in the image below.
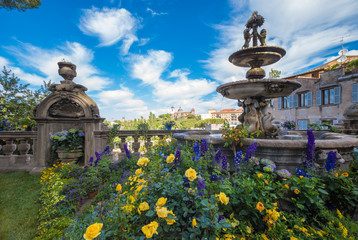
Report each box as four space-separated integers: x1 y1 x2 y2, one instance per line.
139 202 150 212
141 221 159 239
284 184 289 190
116 183 122 192
166 154 175 163
341 172 349 177
23 125 28 128
83 223 103 240
294 189 300 195
156 206 169 218
137 157 150 167
192 218 197 227
156 197 167 207
185 168 197 182
135 168 142 175
216 192 229 205
256 202 265 212
165 210 176 225
257 173 263 178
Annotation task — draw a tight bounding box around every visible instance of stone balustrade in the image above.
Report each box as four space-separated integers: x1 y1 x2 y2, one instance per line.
0 131 37 171
94 129 196 161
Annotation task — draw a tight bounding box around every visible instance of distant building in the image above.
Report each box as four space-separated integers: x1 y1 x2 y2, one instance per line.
172 107 195 119
211 108 243 126
270 56 358 130
201 109 217 120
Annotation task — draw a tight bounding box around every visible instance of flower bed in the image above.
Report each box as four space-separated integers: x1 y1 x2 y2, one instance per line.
36 137 358 239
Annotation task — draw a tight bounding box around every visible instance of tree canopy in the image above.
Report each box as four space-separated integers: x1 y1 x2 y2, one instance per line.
0 67 51 129
0 0 41 11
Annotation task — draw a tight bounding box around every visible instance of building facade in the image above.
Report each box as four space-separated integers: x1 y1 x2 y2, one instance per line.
211 108 243 126
171 107 195 119
270 56 358 130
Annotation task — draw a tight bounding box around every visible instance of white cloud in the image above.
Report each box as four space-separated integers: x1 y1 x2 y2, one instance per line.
4 41 111 90
79 7 139 54
128 49 219 116
0 56 9 67
205 0 358 81
146 8 168 17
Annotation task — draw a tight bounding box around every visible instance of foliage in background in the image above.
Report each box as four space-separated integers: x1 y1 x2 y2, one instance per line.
0 67 51 129
222 122 260 153
50 129 85 152
268 68 281 79
346 59 358 72
0 0 41 11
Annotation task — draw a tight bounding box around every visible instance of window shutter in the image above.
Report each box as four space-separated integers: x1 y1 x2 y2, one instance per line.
294 94 298 108
287 96 290 108
316 90 321 106
278 98 282 109
334 86 341 104
353 84 358 102
307 92 312 106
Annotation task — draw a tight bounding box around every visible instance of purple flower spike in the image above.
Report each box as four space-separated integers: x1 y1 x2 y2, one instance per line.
124 144 131 159
245 142 258 162
215 148 221 164
305 129 315 169
201 139 208 155
174 149 181 164
222 153 227 170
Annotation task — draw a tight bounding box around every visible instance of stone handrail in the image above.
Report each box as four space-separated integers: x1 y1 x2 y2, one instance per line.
0 131 37 171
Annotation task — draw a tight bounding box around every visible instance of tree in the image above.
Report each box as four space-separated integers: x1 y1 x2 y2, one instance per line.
0 0 41 11
0 67 51 129
268 68 281 79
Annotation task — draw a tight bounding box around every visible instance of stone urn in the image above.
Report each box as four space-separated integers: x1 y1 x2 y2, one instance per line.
56 147 83 164
58 61 77 82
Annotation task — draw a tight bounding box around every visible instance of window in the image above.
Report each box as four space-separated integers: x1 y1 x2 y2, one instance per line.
298 120 308 130
298 92 312 107
316 86 341 106
353 83 358 102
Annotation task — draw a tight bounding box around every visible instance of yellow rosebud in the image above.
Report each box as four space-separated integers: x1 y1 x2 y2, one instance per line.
284 184 289 190
257 173 263 178
192 218 197 227
256 202 265 212
23 125 28 128
334 172 338 177
165 210 176 225
294 189 300 195
156 197 167 207
135 168 142 175
185 168 197 182
265 180 269 185
83 223 103 240
166 154 175 163
216 192 229 205
116 184 122 192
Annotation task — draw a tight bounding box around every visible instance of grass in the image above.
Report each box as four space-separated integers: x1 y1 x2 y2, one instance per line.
0 171 41 240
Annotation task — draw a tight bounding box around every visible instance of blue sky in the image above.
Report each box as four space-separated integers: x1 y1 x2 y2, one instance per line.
1 0 358 121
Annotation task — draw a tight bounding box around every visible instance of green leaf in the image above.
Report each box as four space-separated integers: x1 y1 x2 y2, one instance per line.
145 210 155 217
317 188 328 195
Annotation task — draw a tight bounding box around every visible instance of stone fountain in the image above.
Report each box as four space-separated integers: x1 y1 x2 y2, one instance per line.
216 11 301 138
174 12 358 173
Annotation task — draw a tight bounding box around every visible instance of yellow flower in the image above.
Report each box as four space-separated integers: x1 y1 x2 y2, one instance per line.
337 209 343 219
165 210 176 225
261 233 269 240
116 184 122 192
139 202 150 212
284 184 289 190
166 154 175 163
23 125 28 128
265 180 269 185
192 218 197 227
290 237 298 240
341 172 349 177
121 204 135 213
216 192 229 205
141 221 159 239
156 206 169 218
137 157 150 167
156 197 167 207
185 168 197 181
294 189 300 195
334 172 339 177
299 176 303 179
83 223 103 240
135 168 142 175
257 173 263 178
256 202 265 212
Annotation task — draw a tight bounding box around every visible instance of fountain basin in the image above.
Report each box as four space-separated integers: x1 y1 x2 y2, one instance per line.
173 130 358 174
217 78 301 100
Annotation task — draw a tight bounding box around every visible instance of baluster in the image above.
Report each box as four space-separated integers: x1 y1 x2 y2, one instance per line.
18 138 30 155
3 139 16 155
118 137 127 160
132 136 141 158
145 136 153 152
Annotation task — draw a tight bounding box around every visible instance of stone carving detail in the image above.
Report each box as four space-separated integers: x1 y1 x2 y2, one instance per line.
18 140 30 155
3 140 16 155
238 97 279 137
243 11 266 48
48 99 85 118
265 82 285 94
